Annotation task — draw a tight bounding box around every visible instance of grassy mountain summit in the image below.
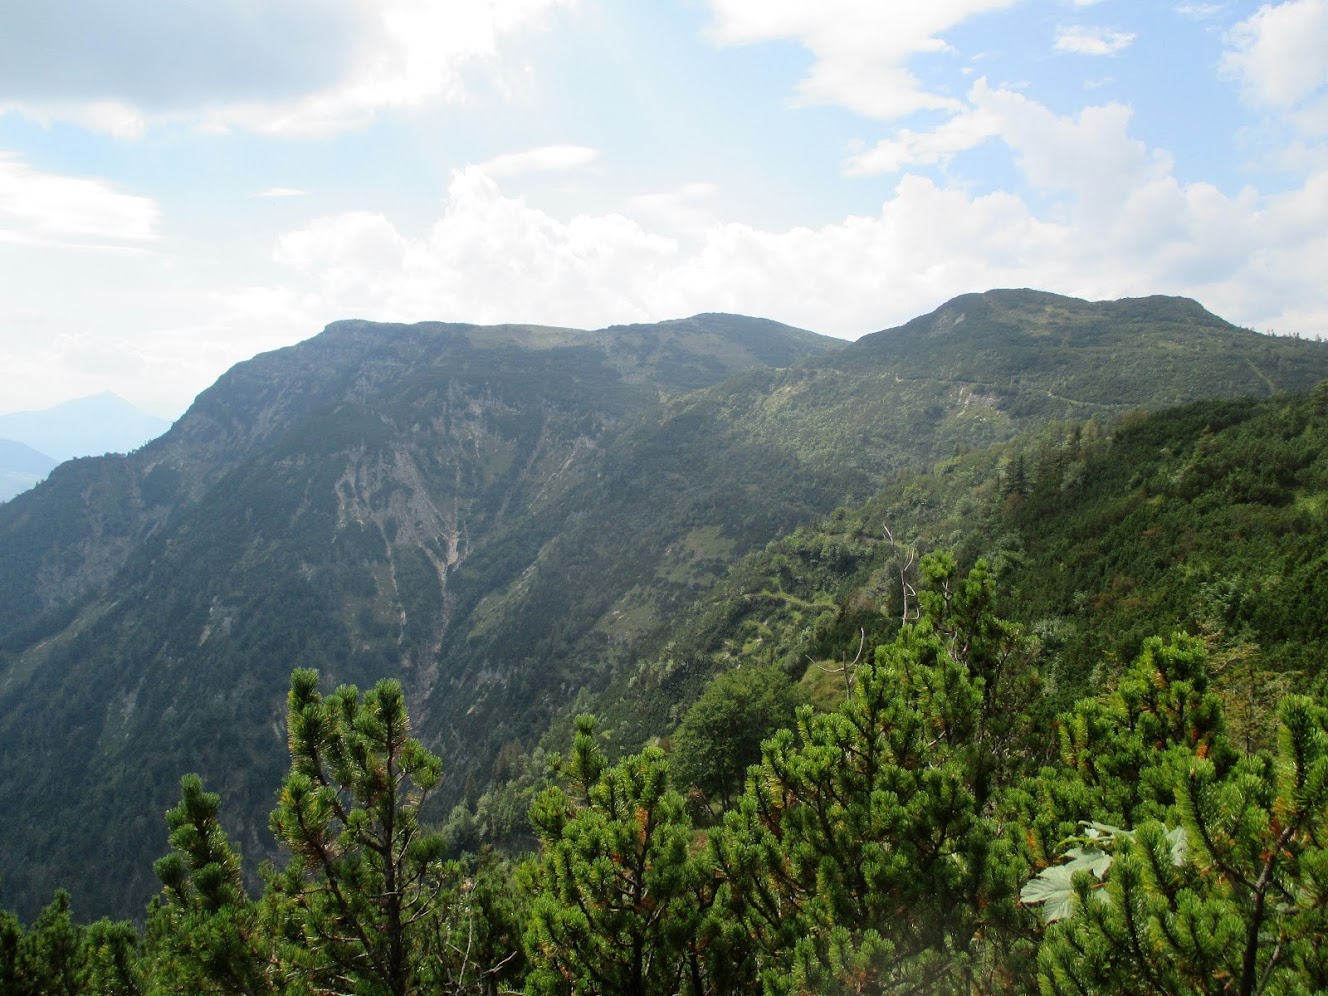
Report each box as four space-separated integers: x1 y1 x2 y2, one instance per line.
0 291 1325 920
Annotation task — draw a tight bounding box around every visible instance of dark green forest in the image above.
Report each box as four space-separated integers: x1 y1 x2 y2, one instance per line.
6 384 1328 995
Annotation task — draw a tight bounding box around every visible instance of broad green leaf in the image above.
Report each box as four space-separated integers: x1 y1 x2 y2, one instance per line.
1063 846 1113 879
1021 864 1084 923
1021 846 1113 923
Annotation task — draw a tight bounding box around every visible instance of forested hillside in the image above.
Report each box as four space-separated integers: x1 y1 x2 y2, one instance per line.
2 290 1328 926
5 546 1327 994
576 386 1328 759
0 313 838 919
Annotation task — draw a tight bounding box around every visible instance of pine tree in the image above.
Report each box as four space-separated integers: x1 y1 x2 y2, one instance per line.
1028 670 1328 993
268 669 448 996
0 892 145 996
13 890 83 996
1037 634 1238 845
78 919 143 996
1 905 20 993
147 773 281 994
711 555 1043 994
525 715 715 995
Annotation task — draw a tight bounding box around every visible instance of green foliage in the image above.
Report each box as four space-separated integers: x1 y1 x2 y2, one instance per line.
1052 634 1237 829
78 919 144 996
525 716 715 995
17 890 83 996
0 907 18 993
6 549 1328 992
411 853 528 996
146 773 280 994
1004 392 1328 687
590 386 1328 782
710 555 1044 994
1019 821 1183 925
672 664 806 810
0 890 143 996
1033 694 1328 995
267 669 448 996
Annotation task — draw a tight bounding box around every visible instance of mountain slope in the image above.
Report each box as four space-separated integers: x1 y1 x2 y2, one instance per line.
1 291 1326 920
583 384 1328 758
0 313 839 918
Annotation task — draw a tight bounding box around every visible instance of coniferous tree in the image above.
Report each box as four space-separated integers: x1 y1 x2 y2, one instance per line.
14 890 83 996
711 555 1043 994
1038 634 1237 846
268 670 448 996
147 773 283 994
412 855 527 996
78 919 143 996
525 715 716 995
1 906 21 993
1033 693 1328 995
0 891 143 996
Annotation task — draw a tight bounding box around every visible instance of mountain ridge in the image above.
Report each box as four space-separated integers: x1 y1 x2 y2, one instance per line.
1 290 1326 920
0 439 57 504
0 392 170 465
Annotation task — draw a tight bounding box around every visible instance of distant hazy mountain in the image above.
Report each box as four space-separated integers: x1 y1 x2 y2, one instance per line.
0 391 171 463
2 293 1327 920
0 438 57 502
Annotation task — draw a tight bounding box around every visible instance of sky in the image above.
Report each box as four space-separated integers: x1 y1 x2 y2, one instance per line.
1 0 1326 419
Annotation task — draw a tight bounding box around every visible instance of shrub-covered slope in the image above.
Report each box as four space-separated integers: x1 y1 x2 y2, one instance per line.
583 385 1328 755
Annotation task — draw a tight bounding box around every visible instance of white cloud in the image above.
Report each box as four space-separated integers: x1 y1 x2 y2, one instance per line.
1175 3 1226 19
1054 25 1137 56
239 0 579 136
256 188 309 198
628 182 720 236
4 101 151 140
275 211 410 277
270 168 679 327
844 106 1002 174
843 78 1151 202
0 154 159 248
477 145 600 177
240 132 1328 345
0 0 578 136
253 169 1062 335
703 0 1019 118
973 84 1153 207
1291 92 1328 133
1223 0 1328 110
